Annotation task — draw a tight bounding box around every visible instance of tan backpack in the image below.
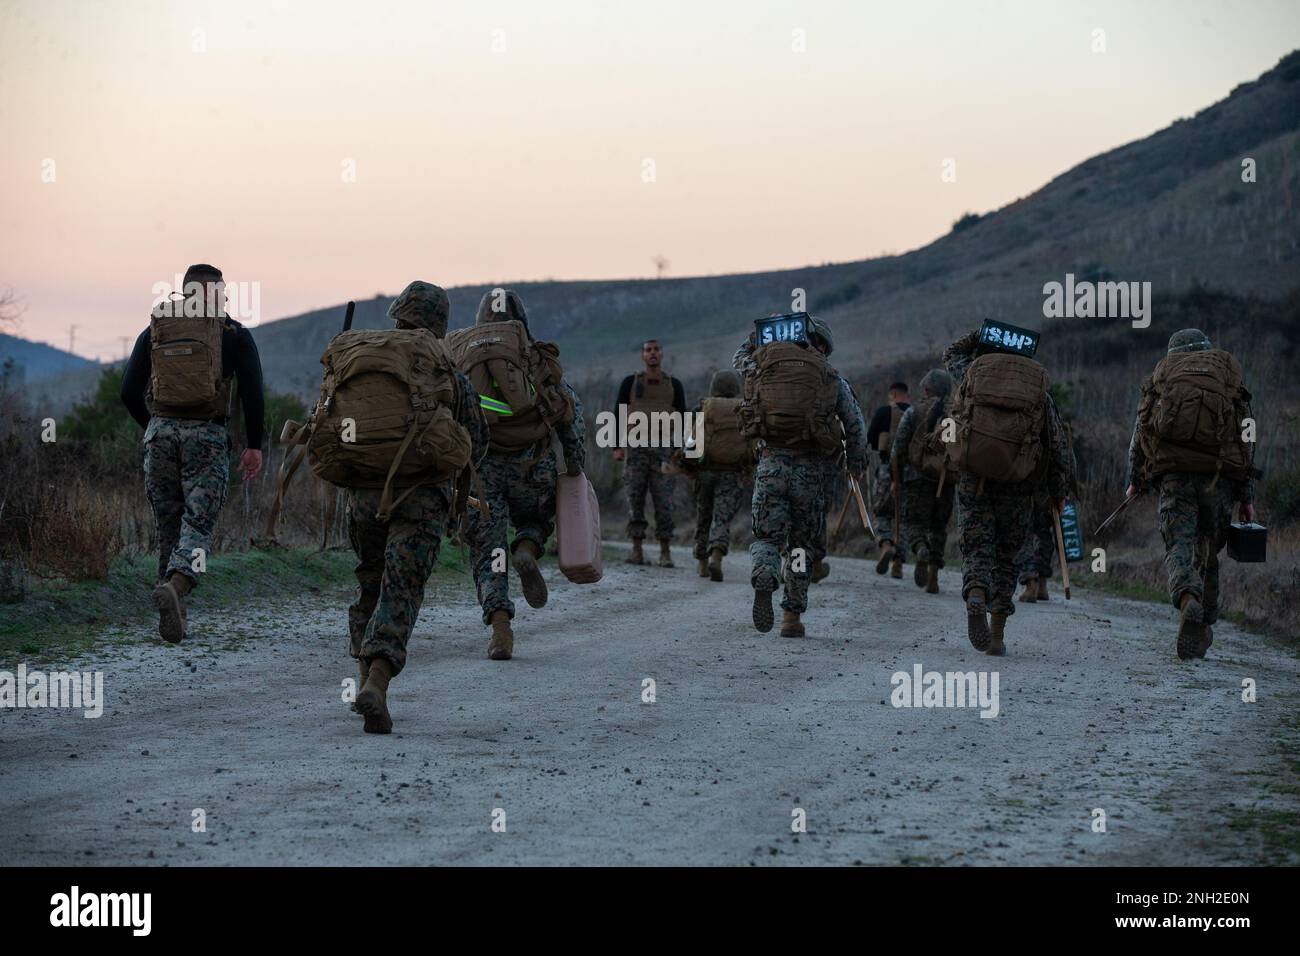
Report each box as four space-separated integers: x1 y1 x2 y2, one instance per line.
147 311 230 420
698 397 751 469
740 342 840 454
946 353 1049 482
446 319 574 453
907 396 958 482
305 328 472 519
1136 349 1251 480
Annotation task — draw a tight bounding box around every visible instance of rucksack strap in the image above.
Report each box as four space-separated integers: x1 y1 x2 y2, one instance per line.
262 441 309 541
376 417 430 522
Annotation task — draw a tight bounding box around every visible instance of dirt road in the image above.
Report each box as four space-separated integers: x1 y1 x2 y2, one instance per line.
2 547 1296 866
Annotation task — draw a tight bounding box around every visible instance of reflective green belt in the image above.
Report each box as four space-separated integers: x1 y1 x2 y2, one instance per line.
480 395 513 416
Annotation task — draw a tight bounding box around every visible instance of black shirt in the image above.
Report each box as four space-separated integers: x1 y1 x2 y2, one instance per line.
867 401 911 458
120 319 266 450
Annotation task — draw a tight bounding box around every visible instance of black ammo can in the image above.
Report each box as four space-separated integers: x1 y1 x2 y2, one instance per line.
1227 522 1267 563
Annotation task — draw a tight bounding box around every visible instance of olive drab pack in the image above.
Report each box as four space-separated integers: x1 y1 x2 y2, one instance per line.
907 395 958 482
147 310 231 420
740 342 840 454
446 319 574 453
1136 349 1252 480
946 353 1050 482
698 396 751 469
305 328 472 520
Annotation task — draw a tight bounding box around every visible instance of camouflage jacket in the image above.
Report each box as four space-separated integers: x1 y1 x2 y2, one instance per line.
941 329 981 387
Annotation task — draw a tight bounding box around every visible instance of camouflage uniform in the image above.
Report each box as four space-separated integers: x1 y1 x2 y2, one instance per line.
1127 329 1254 623
945 333 1072 617
693 470 747 558
739 335 867 613
890 394 956 567
624 447 676 542
810 379 866 565
869 457 901 555
1014 491 1055 583
143 418 231 584
346 282 489 675
467 381 585 624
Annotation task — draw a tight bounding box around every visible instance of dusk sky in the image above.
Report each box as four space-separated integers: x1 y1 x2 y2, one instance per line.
2 0 1298 359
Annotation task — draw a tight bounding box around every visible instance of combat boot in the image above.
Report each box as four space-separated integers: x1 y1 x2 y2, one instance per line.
487 610 514 661
752 588 774 633
657 540 675 568
1036 578 1049 602
780 610 805 638
912 548 929 588
626 539 646 565
875 541 894 575
354 658 394 734
925 562 940 594
708 548 724 582
351 659 369 713
966 587 991 652
889 554 904 579
152 572 192 644
1176 592 1206 661
1018 577 1038 602
1199 625 1214 658
696 555 709 577
987 613 1007 656
513 539 548 609
812 559 830 583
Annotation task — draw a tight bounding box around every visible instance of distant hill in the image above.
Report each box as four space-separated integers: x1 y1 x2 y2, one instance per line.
247 50 1300 397
0 333 98 385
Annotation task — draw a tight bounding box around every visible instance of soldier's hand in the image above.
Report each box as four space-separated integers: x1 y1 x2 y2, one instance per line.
1239 502 1255 523
612 448 626 462
1054 497 1066 515
567 459 582 477
1125 483 1139 499
239 448 263 481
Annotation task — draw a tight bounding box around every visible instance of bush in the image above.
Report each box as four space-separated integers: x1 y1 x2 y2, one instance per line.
27 483 124 581
951 212 983 234
1261 466 1300 528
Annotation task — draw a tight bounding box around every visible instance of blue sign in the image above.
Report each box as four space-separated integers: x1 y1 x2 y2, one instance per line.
976 319 1039 358
1060 500 1084 562
755 312 809 346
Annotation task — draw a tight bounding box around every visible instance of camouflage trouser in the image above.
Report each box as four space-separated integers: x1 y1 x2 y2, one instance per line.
750 448 824 614
1157 472 1238 623
624 446 675 541
347 485 451 677
870 458 903 557
1015 490 1055 583
957 474 1031 617
902 476 954 566
810 461 846 564
467 446 558 624
142 417 230 586
693 469 746 558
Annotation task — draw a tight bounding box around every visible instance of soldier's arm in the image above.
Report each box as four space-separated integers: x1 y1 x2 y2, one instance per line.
732 336 757 376
836 377 869 472
231 326 266 450
942 330 980 384
616 374 633 407
1240 386 1256 505
1126 379 1151 491
456 370 490 470
119 328 152 429
671 378 686 414
555 378 585 474
890 406 916 465
1043 397 1072 502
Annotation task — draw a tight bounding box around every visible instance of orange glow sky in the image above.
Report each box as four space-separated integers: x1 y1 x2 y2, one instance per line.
2 0 1298 359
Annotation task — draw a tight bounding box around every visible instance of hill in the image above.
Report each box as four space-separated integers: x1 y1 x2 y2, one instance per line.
0 333 97 386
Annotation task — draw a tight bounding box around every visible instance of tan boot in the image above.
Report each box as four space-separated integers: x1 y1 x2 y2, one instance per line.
354 658 394 734
780 610 805 638
151 572 192 644
912 549 928 588
889 555 904 579
925 562 939 594
1018 577 1038 603
1176 592 1205 661
657 540 674 567
812 559 830 583
875 541 894 575
988 613 1007 656
708 548 724 582
512 539 548 609
350 659 370 713
1036 577 1049 602
626 539 646 564
487 610 514 661
696 556 709 577
966 587 991 652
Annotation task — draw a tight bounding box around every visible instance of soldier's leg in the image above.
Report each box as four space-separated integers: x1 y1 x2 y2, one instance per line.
957 475 994 603
930 481 955 568
624 449 651 542
709 472 745 555
508 449 557 610
346 491 387 658
1157 475 1201 607
467 455 514 625
142 419 184 583
1200 481 1236 626
694 472 717 561
355 487 448 676
990 492 1032 618
781 458 822 615
750 454 789 631
170 422 230 586
647 449 676 542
